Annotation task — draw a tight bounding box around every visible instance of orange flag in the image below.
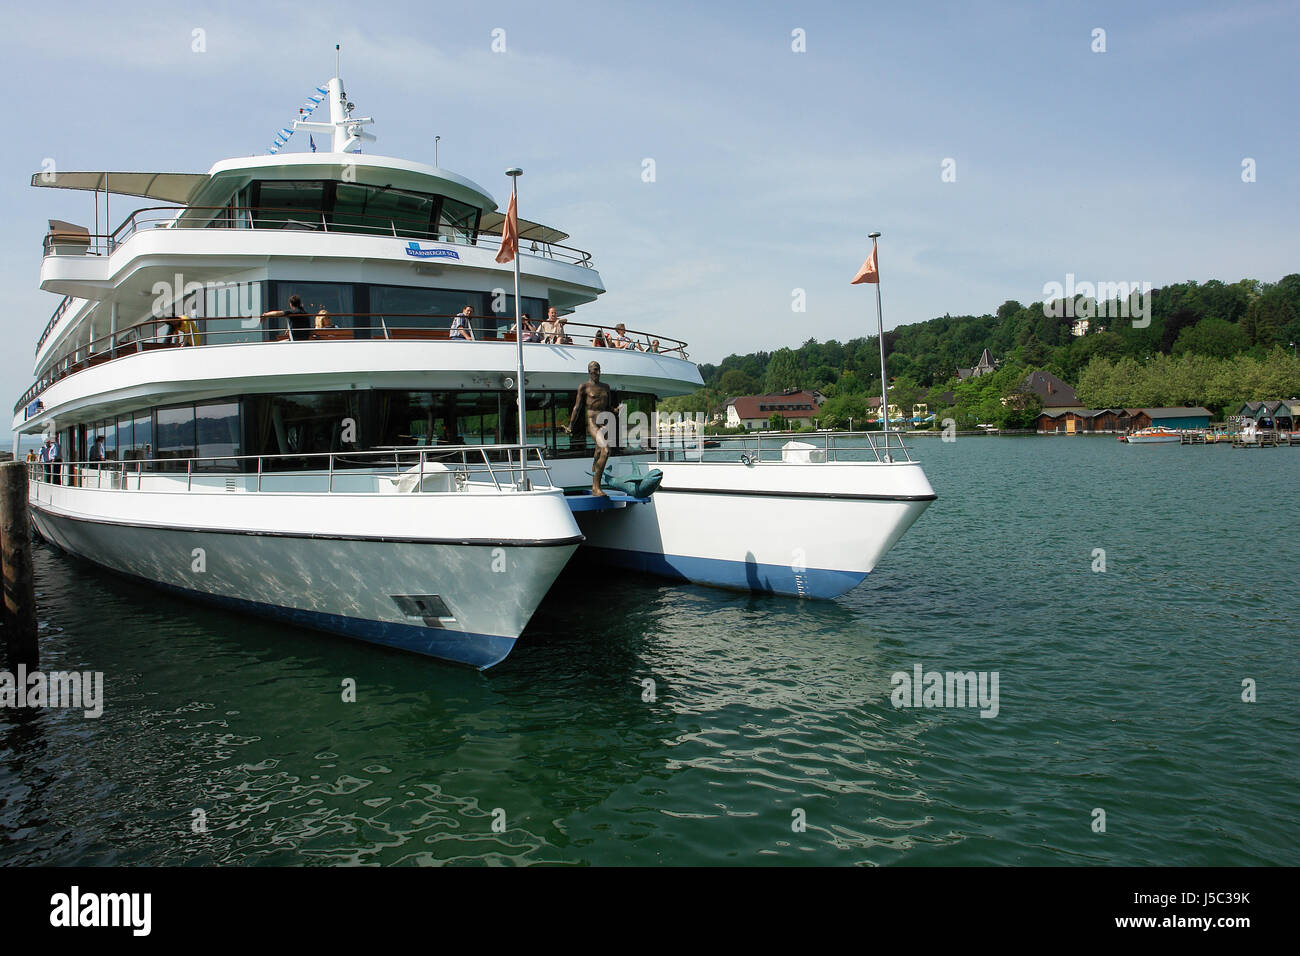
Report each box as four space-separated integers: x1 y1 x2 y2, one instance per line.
495 192 518 264
851 246 879 284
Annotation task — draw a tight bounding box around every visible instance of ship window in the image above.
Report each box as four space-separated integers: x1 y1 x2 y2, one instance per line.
116 416 133 457
253 180 328 229
246 391 363 467
437 197 478 243
196 402 241 467
130 410 153 461
371 286 475 334
97 420 117 460
272 283 354 332
156 404 197 469
335 184 436 240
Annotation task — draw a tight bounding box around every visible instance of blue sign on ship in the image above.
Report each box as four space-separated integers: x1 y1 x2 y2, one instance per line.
404 242 460 260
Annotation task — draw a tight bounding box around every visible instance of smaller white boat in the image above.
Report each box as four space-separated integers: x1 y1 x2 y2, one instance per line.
1123 426 1181 444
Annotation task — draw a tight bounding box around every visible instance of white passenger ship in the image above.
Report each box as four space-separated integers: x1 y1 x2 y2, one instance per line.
11 76 935 667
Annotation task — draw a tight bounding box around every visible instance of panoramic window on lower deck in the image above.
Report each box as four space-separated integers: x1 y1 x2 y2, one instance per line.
156 404 197 468
196 402 241 468
247 392 363 466
375 391 506 448
116 416 133 458
98 419 117 460
130 410 153 460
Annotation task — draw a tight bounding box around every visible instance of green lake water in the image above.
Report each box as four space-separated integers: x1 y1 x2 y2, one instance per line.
1 436 1296 865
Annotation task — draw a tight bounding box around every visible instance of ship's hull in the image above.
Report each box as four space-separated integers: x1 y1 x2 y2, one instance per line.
29 479 581 668
571 459 936 599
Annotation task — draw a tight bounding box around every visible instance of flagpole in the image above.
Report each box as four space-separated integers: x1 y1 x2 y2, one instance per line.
868 232 891 461
506 167 527 488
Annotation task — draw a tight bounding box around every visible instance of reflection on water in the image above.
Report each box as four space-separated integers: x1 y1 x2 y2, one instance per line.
1 437 1297 865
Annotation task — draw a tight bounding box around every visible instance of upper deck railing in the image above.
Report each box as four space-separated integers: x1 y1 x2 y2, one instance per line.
33 202 599 365
27 444 557 494
14 313 691 416
42 204 596 268
656 430 918 464
36 295 75 356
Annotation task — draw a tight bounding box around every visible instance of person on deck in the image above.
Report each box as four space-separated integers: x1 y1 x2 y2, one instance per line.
261 295 313 341
511 313 541 343
540 307 562 343
608 323 632 349
450 306 475 341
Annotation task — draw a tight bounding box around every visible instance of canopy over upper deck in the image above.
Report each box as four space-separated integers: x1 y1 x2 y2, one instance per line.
30 170 208 204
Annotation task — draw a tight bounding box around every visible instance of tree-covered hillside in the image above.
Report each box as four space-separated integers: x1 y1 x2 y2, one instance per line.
662 275 1300 427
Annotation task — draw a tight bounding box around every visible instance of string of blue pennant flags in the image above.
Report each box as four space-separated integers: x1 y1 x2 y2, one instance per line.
267 85 329 154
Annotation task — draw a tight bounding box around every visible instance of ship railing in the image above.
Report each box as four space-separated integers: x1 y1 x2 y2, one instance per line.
42 205 596 268
26 445 556 495
15 315 689 415
654 429 918 464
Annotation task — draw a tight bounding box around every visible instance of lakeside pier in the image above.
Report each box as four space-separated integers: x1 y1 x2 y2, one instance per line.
0 461 38 668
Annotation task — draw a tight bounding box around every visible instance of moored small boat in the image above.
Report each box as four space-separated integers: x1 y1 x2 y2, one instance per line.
1124 426 1182 444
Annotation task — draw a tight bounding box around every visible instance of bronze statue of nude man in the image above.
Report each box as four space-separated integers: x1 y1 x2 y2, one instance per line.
562 361 614 496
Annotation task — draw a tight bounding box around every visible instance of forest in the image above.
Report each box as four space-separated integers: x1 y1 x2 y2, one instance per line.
660 275 1300 428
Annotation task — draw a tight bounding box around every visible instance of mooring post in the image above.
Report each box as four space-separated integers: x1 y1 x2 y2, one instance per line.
1 460 39 668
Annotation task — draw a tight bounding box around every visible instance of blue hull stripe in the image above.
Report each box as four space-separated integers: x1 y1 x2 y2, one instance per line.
579 546 865 599
170 586 518 669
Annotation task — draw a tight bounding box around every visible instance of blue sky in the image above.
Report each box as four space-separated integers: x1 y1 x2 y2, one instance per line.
3 0 1298 439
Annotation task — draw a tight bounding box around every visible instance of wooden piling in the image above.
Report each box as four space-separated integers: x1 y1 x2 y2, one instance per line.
0 460 38 668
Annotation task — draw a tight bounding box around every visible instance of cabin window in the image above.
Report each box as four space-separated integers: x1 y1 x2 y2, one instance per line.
252 180 328 229
246 391 363 466
333 183 436 240
98 419 117 460
370 285 477 334
156 404 197 469
196 402 241 468
130 410 153 461
438 197 479 243
270 282 355 333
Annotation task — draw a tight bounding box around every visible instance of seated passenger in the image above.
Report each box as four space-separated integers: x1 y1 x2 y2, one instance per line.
540 308 562 343
315 310 335 330
593 329 608 347
511 313 541 343
608 323 632 349
450 306 475 341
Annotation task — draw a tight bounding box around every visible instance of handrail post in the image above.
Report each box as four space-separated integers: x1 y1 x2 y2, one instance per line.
187 457 193 492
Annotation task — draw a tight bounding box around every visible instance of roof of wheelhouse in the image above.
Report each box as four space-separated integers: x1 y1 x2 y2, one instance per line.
194 152 499 214
31 153 571 243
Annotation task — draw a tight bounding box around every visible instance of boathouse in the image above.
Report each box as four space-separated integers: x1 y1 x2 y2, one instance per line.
1035 408 1129 434
1236 400 1297 431
1128 407 1212 429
